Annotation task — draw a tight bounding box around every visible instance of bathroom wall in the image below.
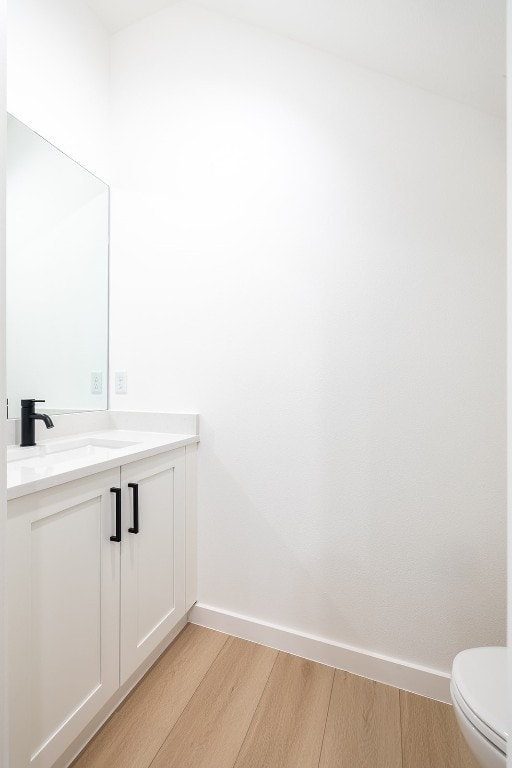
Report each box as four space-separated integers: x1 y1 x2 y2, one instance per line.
7 0 110 179
507 2 512 762
0 0 7 758
109 2 506 676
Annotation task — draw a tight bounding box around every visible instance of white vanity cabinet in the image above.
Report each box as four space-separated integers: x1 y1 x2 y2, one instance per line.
8 468 121 768
7 446 190 768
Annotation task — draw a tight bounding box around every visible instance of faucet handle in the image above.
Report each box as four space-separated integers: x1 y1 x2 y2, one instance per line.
21 399 45 406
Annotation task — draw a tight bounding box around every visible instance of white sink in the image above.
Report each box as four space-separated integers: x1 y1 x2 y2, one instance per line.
45 437 139 453
7 437 140 467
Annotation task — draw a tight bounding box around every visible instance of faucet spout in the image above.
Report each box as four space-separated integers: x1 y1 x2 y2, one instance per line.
31 412 54 429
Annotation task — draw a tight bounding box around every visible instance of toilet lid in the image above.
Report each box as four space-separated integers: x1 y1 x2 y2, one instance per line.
452 647 507 752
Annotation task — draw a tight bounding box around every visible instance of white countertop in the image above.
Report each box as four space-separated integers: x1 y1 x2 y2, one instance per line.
7 428 199 501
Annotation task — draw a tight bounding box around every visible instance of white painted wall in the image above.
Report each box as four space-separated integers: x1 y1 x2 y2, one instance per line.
7 0 110 180
507 2 511 764
0 0 7 759
110 2 506 675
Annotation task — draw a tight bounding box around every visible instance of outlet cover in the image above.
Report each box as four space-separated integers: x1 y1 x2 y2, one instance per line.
91 372 103 394
115 371 127 394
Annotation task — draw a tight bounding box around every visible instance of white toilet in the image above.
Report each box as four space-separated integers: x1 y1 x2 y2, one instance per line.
450 647 507 768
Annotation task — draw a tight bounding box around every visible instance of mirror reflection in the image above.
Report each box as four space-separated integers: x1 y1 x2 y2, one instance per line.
6 114 109 419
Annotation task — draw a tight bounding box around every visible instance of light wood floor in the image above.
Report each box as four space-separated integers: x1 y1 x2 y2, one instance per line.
71 624 479 768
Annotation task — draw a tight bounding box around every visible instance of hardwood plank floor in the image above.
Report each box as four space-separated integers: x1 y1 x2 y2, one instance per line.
72 625 477 768
234 653 334 768
319 669 402 768
400 690 481 768
150 637 277 768
72 624 227 768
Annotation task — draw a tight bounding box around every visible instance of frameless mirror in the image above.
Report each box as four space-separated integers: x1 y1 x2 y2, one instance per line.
6 114 109 419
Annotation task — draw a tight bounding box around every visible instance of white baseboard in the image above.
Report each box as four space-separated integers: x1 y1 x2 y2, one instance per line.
189 604 451 704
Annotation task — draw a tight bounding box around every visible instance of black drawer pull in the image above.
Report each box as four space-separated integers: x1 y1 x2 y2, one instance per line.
110 487 122 542
128 483 139 534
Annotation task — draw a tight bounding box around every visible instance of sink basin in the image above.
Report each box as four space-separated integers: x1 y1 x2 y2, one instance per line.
7 437 140 468
45 437 139 453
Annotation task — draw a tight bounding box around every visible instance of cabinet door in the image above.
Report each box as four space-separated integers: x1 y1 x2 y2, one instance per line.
120 449 186 684
8 469 121 768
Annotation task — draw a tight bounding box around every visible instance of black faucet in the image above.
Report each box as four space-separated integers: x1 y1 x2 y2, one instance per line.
20 399 55 447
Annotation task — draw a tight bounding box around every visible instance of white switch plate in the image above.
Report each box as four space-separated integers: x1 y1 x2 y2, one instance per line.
115 371 127 394
91 372 103 394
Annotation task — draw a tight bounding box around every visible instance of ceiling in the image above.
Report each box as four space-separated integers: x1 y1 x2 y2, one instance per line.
85 0 506 117
85 0 181 33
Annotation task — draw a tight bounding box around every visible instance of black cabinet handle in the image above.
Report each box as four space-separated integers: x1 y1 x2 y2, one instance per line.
128 483 139 534
110 487 122 542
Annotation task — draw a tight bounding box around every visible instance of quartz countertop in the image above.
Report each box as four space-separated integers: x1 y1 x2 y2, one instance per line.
7 428 199 501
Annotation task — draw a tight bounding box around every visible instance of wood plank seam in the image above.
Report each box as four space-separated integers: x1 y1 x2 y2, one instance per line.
233 652 335 768
316 668 336 768
398 690 405 768
147 636 278 768
145 630 232 768
229 649 280 768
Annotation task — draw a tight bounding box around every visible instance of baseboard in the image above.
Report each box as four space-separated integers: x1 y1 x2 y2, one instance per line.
189 604 451 704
